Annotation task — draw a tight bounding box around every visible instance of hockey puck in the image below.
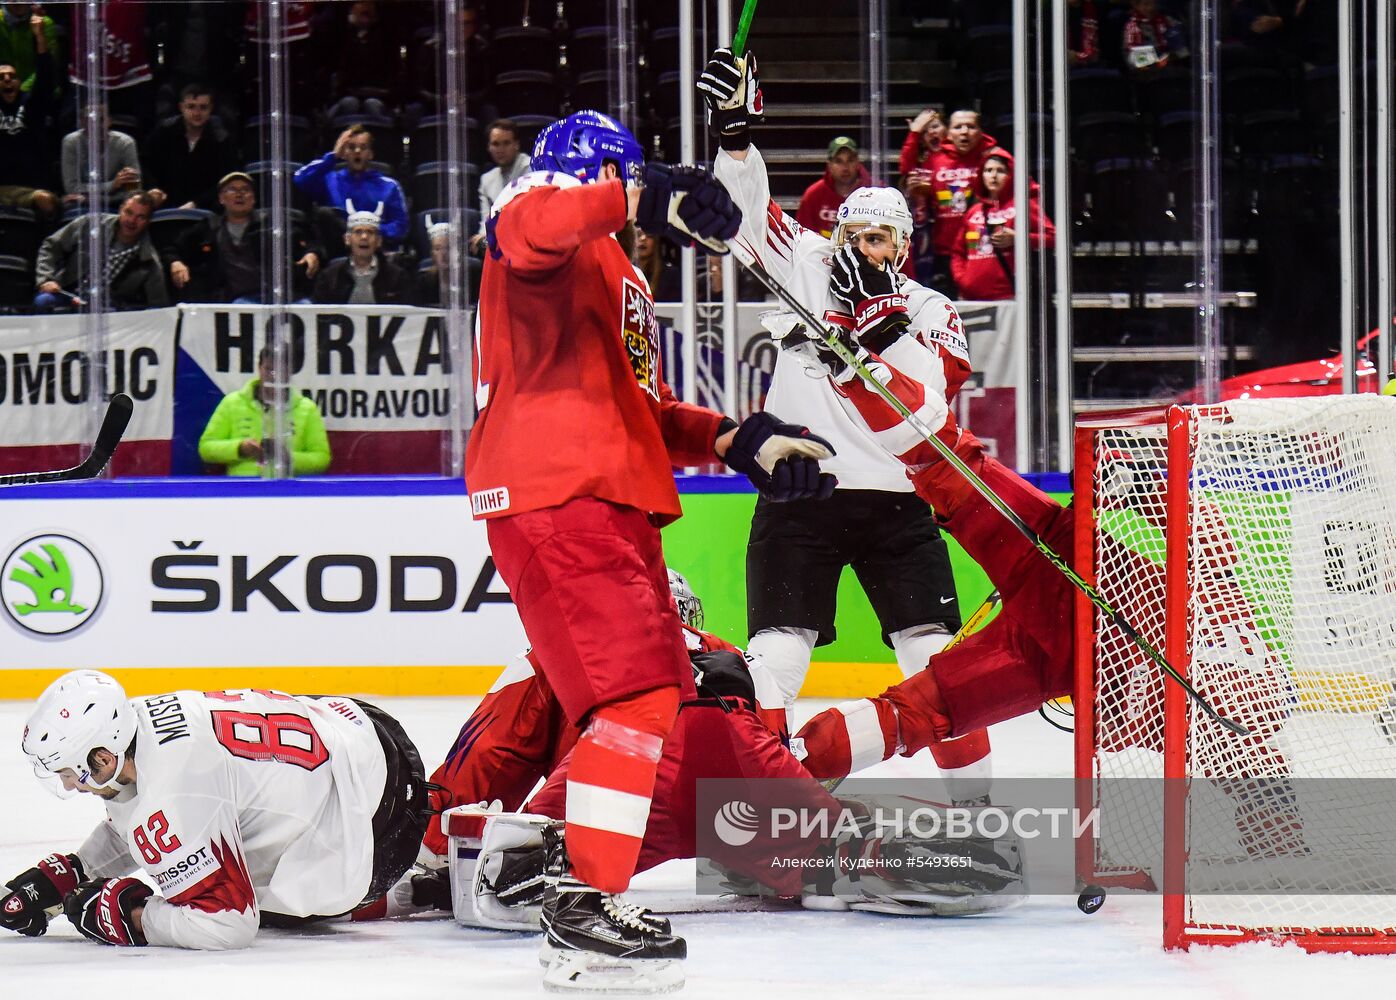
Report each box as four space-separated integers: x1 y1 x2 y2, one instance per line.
1077 885 1106 915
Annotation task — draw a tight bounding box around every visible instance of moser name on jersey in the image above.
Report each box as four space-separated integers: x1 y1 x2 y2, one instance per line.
144 693 191 745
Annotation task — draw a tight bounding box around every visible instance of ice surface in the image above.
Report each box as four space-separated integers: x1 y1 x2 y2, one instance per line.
2 697 1392 998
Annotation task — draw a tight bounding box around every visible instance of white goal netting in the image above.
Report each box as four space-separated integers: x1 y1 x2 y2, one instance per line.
1080 396 1396 947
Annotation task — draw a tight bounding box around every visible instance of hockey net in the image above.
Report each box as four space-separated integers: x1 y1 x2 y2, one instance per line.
1075 396 1396 952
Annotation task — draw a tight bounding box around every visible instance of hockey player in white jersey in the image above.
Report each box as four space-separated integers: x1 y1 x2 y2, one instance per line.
3 670 429 949
697 46 994 804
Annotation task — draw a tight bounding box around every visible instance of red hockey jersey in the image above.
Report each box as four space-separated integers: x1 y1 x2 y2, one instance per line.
466 175 723 523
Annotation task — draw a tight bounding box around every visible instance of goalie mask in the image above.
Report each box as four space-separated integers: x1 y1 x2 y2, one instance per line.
667 569 703 631
833 187 914 270
23 670 136 798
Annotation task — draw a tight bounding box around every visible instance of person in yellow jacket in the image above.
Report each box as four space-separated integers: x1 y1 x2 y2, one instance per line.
198 346 331 476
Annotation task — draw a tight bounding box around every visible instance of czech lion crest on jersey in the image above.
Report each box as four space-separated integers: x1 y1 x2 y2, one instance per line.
621 275 660 401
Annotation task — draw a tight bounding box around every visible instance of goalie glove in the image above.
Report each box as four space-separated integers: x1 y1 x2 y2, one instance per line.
1 853 85 937
696 47 763 150
828 243 910 350
64 877 152 946
635 162 742 253
725 411 838 502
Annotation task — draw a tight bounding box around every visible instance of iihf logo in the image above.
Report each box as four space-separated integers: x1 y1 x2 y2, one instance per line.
713 800 760 847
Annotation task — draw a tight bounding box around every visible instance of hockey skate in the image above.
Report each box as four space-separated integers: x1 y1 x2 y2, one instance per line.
539 823 686 994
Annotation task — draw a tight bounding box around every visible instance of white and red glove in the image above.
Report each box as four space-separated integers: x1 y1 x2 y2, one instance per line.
828 243 910 350
64 877 152 946
0 853 85 937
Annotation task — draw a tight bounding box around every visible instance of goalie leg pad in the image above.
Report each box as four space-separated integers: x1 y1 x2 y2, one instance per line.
445 803 550 929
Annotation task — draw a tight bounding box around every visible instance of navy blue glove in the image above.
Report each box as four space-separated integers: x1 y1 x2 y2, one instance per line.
65 877 152 946
636 163 742 251
725 412 838 502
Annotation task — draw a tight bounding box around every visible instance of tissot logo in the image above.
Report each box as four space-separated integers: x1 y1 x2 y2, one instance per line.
2 534 104 637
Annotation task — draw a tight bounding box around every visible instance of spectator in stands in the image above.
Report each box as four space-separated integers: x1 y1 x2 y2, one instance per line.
1231 1 1310 65
143 83 242 212
797 137 872 239
899 108 945 286
1068 0 1101 66
927 109 998 296
326 1 398 120
198 345 331 478
469 119 531 255
635 229 680 302
417 215 451 307
950 149 1055 302
313 201 415 305
67 0 157 136
410 3 490 120
0 3 60 95
295 124 409 250
0 15 59 220
165 171 322 304
33 190 169 311
1122 0 1187 73
61 107 162 209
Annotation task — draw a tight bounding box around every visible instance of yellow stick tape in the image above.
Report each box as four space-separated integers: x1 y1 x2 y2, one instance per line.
0 666 507 701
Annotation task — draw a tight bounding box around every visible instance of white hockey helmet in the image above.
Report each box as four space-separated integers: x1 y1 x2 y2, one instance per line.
667 568 704 631
22 670 136 797
833 186 914 266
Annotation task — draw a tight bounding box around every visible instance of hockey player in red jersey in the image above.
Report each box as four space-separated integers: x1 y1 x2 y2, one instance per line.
423 570 1023 929
4 671 428 950
467 108 838 991
783 323 1302 858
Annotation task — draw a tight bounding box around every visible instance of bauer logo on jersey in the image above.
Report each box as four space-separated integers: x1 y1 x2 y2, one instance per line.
2 533 104 638
620 275 660 401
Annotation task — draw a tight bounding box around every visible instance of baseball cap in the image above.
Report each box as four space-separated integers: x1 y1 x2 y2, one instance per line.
827 136 858 159
218 171 254 191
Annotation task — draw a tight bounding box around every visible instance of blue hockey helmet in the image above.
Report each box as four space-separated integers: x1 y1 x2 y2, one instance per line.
531 110 645 184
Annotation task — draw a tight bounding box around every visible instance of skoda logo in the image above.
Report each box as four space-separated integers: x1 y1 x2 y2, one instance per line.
2 533 104 637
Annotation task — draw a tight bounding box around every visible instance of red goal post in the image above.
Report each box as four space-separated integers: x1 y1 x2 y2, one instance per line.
1074 397 1396 953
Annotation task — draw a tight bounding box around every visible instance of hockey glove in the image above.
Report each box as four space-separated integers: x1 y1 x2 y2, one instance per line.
725 412 837 502
636 162 742 253
64 877 152 946
697 47 763 150
766 312 887 388
0 853 85 937
828 243 911 351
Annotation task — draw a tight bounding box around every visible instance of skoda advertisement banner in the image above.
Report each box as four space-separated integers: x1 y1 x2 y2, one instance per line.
0 492 526 673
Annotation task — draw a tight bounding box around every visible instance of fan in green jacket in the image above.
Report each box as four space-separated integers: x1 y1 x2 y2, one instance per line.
198 347 331 476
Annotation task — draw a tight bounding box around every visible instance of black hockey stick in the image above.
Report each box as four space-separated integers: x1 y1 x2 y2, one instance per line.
0 393 134 488
736 257 1249 737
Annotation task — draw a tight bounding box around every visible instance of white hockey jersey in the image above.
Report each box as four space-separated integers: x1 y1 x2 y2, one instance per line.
75 689 389 950
714 145 970 493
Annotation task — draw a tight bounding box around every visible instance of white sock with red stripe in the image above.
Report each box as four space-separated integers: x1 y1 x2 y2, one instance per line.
564 686 679 894
890 625 994 802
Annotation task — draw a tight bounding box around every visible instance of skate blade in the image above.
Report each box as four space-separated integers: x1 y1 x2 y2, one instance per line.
542 949 685 994
849 892 1025 917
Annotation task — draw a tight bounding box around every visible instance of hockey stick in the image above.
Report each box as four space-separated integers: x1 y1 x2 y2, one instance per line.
735 258 1249 737
0 393 134 488
732 0 759 54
